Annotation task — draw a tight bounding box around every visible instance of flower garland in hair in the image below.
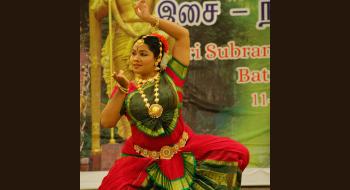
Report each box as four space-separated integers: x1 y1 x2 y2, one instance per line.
149 33 170 70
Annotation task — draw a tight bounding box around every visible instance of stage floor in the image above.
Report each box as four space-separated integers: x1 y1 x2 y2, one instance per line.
242 187 270 190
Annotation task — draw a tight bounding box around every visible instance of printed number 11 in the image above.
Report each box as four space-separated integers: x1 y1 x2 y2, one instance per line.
251 92 270 107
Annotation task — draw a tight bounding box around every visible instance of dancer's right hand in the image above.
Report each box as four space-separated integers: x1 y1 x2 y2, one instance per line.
134 0 152 22
113 70 129 89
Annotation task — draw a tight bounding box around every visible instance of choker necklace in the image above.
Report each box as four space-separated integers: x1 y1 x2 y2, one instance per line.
136 73 163 118
135 73 159 86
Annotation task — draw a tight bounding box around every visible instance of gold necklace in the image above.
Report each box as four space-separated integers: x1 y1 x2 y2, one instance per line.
135 73 159 86
136 73 163 118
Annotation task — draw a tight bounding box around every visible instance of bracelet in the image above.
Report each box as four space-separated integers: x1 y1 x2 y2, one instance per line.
117 83 128 94
150 16 159 29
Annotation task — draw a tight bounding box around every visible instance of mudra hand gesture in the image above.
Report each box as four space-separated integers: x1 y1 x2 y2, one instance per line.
112 70 129 90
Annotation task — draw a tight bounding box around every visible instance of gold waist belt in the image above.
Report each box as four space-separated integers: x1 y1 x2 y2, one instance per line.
134 131 189 160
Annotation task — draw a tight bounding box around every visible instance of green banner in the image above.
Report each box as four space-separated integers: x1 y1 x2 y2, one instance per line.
156 0 270 168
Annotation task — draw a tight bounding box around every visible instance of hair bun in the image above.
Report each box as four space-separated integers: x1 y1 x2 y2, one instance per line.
150 33 169 53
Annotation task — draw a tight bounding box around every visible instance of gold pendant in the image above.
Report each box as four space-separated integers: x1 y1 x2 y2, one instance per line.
148 104 163 118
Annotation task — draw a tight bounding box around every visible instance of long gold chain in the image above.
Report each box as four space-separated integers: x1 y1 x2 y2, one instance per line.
136 73 163 118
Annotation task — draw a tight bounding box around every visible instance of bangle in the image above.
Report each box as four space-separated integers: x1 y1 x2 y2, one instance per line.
117 83 128 94
150 16 159 29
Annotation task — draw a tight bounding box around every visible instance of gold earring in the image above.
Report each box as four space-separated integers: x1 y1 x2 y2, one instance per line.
154 61 160 71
